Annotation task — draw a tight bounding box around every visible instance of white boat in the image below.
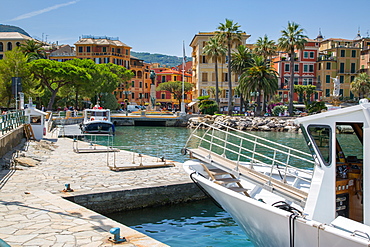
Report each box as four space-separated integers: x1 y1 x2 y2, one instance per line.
81 106 115 135
182 101 370 246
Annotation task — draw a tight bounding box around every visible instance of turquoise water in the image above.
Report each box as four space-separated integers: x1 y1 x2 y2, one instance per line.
106 198 252 247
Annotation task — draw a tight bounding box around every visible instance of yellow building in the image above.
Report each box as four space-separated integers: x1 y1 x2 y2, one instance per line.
0 32 34 59
317 38 361 101
189 31 250 112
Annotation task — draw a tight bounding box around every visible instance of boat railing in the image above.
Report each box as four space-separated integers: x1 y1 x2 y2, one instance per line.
185 122 315 184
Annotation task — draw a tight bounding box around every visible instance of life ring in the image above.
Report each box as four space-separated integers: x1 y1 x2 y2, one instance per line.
91 117 95 121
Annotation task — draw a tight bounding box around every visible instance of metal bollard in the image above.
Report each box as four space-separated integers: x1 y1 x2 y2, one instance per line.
63 183 74 192
108 227 126 243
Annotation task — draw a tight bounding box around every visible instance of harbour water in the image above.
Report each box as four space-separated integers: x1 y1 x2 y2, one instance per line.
102 126 310 247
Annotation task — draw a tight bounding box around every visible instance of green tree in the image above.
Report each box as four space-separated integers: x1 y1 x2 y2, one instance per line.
294 84 316 109
203 36 226 111
238 55 278 116
216 18 243 115
29 59 91 110
197 95 218 115
20 39 46 61
254 35 277 62
156 81 193 106
351 73 370 99
0 48 32 108
230 45 252 113
278 21 308 116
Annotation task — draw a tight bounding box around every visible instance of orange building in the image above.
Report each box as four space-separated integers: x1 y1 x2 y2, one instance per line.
153 66 192 110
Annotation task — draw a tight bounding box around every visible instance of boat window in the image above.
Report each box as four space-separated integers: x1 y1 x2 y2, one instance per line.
307 125 331 165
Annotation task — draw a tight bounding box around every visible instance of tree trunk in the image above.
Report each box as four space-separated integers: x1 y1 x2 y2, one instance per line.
227 42 233 115
75 87 79 109
47 89 58 111
215 59 220 113
256 89 262 116
288 50 295 116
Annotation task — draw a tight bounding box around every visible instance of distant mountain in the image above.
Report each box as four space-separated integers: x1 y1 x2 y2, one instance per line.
131 51 190 67
0 24 31 37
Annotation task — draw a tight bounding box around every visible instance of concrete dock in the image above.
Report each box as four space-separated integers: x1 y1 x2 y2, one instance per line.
0 133 204 246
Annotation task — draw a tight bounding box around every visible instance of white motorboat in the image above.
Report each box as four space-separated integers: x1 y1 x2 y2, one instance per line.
81 106 115 135
182 101 370 246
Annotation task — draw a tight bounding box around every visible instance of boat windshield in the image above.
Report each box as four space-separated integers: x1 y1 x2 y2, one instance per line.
92 111 107 117
307 125 331 165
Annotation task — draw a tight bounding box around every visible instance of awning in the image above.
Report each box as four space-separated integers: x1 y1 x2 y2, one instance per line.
188 101 197 107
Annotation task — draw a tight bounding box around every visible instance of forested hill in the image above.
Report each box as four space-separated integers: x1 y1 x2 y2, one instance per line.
131 51 190 67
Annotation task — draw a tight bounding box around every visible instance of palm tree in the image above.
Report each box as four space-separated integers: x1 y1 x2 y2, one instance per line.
254 35 277 63
238 55 278 116
20 40 46 61
216 19 243 115
278 21 308 116
230 45 252 113
203 36 226 112
351 73 370 99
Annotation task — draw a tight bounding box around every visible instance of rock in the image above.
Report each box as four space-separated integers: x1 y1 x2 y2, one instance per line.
14 157 39 167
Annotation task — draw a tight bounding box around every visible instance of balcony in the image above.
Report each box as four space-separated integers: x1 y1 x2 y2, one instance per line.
318 55 336 61
337 70 358 75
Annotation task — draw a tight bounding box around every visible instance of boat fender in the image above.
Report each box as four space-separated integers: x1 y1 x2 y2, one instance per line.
181 148 187 155
91 117 94 121
103 117 107 120
43 127 46 135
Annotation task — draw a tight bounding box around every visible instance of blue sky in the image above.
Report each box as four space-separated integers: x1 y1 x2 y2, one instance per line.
1 0 369 57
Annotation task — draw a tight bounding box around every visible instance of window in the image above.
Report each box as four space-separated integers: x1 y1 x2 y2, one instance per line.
294 64 299 72
308 78 313 85
7 42 12 51
174 76 177 81
223 73 228 81
340 50 345 57
294 78 298 85
16 42 20 47
326 62 331 70
306 125 331 165
0 55 3 60
326 75 331 83
139 81 142 88
86 46 91 52
318 63 321 70
161 93 166 99
304 51 308 58
304 65 308 72
131 81 135 87
285 64 290 72
139 93 143 99
103 47 107 53
78 47 83 52
352 50 356 57
340 76 344 84
145 93 149 99
351 63 356 73
117 48 121 54
303 78 308 85
162 76 166 82
339 63 344 73
202 72 208 82
309 52 314 59
326 89 330 97
112 48 115 53
309 65 314 72
132 93 135 99
0 42 3 51
104 57 109 63
350 76 355 82
202 56 207 63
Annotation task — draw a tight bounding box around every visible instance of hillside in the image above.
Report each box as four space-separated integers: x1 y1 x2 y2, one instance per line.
131 51 190 67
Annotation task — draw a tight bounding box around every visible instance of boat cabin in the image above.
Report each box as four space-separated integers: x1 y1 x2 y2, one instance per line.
84 109 111 122
296 103 369 226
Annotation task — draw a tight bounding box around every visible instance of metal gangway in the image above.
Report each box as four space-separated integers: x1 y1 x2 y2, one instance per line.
183 122 316 206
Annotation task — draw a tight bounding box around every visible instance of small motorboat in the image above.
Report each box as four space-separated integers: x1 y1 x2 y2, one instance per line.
81 106 115 135
182 100 370 246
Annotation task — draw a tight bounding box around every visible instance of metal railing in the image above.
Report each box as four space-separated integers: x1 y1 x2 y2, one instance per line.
185 122 315 184
0 111 26 135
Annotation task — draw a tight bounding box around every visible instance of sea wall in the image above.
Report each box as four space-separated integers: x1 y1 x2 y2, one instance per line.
65 182 206 214
188 115 300 132
0 125 24 158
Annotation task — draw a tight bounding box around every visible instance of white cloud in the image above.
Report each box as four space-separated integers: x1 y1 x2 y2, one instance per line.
10 0 79 21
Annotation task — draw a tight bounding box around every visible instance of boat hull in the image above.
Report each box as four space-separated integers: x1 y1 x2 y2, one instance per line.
184 162 368 247
82 121 115 134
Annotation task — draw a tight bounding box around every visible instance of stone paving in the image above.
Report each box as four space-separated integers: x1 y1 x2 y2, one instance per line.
0 133 194 246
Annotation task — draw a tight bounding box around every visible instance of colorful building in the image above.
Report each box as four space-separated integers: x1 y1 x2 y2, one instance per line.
0 32 34 59
152 66 192 110
317 37 361 101
273 38 322 102
190 31 250 112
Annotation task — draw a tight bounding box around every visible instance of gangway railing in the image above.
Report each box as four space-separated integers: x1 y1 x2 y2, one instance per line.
0 111 26 135
183 122 316 204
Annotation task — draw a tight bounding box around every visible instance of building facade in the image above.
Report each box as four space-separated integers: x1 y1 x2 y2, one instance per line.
190 32 250 112
273 38 322 102
0 32 34 59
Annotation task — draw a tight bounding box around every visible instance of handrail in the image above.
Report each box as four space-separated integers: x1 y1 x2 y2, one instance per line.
185 122 315 184
0 111 26 135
